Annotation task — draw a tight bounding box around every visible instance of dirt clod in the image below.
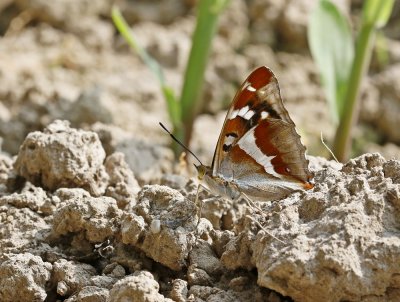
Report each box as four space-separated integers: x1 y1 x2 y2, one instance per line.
108 271 173 302
14 120 108 196
0 253 52 302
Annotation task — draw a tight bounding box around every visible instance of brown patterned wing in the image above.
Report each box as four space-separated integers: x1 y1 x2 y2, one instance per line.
212 66 313 194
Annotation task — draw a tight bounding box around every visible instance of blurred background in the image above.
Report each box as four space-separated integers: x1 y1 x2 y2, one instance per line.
0 0 399 170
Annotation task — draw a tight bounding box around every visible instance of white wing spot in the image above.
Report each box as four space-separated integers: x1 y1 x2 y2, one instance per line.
238 106 249 118
243 110 255 120
261 111 269 119
247 85 256 92
224 135 235 147
229 109 239 120
241 80 250 90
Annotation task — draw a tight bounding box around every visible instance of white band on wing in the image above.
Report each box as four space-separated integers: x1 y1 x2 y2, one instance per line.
237 127 282 179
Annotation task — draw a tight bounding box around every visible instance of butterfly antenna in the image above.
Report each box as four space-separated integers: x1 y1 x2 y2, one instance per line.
159 122 204 166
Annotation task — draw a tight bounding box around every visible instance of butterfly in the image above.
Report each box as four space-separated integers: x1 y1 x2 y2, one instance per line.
195 66 314 201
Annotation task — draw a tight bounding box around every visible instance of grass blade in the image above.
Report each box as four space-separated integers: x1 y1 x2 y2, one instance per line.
179 0 230 145
332 0 394 161
363 0 395 28
111 6 181 128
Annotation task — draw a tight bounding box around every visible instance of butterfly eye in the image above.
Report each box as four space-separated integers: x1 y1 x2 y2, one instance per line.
196 165 207 180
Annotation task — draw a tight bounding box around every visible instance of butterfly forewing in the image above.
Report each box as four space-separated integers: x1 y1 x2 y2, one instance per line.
211 66 313 200
211 67 274 172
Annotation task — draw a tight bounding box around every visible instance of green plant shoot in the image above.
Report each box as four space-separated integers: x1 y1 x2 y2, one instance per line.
309 0 394 161
111 6 181 131
308 0 354 125
179 0 230 146
112 1 230 154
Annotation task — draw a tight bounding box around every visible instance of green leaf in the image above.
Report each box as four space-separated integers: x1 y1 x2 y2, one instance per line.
179 0 230 144
363 0 394 28
111 6 164 84
111 6 180 129
210 0 230 12
308 0 354 124
162 86 181 128
374 30 390 68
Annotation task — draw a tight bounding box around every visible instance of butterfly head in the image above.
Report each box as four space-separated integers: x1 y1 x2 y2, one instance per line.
195 164 210 181
195 164 241 201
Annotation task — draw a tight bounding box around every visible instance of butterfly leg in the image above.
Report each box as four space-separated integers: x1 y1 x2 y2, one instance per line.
194 183 212 228
194 183 222 233
194 183 202 225
241 192 264 215
241 193 285 244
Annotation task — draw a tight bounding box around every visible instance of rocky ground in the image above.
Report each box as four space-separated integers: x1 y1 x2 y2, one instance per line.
0 1 400 302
